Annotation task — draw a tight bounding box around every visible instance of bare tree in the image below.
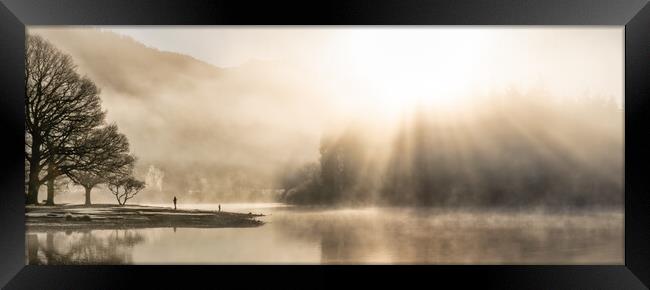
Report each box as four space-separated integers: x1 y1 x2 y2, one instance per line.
25 34 105 205
66 124 135 205
108 176 146 206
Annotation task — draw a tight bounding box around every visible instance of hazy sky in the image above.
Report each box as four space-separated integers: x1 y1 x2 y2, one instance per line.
103 27 623 110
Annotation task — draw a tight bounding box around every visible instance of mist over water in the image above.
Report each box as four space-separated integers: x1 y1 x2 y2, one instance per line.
27 203 623 265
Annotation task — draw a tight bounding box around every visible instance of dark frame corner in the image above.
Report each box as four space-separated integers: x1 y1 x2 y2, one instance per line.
1 0 649 289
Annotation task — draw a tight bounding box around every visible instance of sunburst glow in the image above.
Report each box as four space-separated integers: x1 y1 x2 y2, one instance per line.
26 26 624 266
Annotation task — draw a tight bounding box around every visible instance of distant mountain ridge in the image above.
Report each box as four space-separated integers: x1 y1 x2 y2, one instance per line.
31 28 328 202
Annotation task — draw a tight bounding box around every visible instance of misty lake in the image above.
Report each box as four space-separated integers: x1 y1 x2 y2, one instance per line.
26 203 623 265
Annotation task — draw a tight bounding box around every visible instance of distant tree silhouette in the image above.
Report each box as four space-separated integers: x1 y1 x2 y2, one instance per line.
25 34 105 205
108 176 146 206
279 162 321 204
281 90 623 208
318 132 365 203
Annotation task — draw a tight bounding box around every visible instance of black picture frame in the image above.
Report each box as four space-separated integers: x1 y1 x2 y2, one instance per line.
1 0 649 289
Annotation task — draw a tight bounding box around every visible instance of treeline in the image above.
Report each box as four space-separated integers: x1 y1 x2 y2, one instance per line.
25 34 145 206
280 90 623 208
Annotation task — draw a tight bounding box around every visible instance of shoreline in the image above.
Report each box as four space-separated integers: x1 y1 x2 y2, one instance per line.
26 204 265 231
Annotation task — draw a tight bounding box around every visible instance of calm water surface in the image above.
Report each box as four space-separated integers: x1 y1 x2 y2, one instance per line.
26 203 623 264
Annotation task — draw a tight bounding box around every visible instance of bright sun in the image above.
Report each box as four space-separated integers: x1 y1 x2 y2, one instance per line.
331 28 491 118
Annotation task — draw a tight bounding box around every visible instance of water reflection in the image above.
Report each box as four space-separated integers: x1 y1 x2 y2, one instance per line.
26 230 145 265
25 205 623 264
313 226 621 264
270 207 623 264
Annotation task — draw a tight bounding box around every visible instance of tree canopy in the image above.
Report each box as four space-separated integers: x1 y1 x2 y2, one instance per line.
25 34 141 205
108 176 146 206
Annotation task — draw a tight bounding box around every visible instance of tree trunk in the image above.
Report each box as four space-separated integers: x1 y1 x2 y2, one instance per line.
26 135 42 205
84 186 92 205
26 234 39 265
45 178 54 205
27 167 41 205
46 232 54 250
45 162 55 206
44 232 55 264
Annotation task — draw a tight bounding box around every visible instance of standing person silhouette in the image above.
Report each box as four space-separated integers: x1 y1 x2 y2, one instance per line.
218 204 221 212
173 196 177 210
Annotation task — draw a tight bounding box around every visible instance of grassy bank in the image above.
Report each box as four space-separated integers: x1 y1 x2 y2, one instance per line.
26 204 264 230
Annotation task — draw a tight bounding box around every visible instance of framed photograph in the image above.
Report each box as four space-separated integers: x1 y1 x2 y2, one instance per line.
1 0 649 288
